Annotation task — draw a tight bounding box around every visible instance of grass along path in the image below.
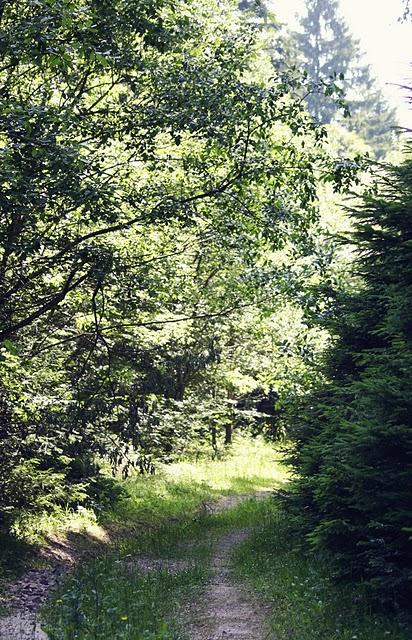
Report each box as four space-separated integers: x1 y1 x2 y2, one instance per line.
2 438 410 640
40 495 272 640
43 493 412 640
234 500 412 640
0 438 284 640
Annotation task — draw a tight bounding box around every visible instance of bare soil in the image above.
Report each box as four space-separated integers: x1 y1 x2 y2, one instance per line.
186 528 270 640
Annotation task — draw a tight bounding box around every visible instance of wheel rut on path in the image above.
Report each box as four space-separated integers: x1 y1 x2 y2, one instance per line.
187 528 270 640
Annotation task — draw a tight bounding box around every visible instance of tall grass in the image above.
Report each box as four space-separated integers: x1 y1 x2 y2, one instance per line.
234 500 412 640
41 453 411 640
107 435 287 529
43 555 203 640
7 436 286 546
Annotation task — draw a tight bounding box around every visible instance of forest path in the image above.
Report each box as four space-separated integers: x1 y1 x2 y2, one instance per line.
0 492 271 640
183 491 271 639
0 565 60 639
185 526 270 640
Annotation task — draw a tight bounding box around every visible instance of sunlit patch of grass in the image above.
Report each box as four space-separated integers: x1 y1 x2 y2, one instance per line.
233 500 412 640
166 436 288 494
3 436 285 550
11 506 109 546
108 435 288 531
105 436 287 559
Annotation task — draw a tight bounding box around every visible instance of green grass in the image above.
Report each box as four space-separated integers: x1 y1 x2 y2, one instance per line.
0 436 283 617
43 555 204 640
7 436 286 547
42 507 211 640
40 437 285 639
233 500 412 640
41 497 276 640
106 435 286 529
7 437 409 640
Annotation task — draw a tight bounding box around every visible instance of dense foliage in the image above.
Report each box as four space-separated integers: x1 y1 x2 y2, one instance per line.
1 0 410 622
0 0 355 531
285 146 412 609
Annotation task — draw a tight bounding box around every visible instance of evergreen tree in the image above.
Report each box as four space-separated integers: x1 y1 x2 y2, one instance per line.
346 82 399 160
286 145 412 608
296 0 356 123
295 0 398 157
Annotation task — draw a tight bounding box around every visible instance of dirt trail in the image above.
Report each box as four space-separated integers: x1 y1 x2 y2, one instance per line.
0 613 48 640
186 527 270 640
0 567 60 639
0 492 271 640
0 563 72 639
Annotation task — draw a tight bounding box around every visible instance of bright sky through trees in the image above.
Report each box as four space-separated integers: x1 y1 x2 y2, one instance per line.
271 0 412 129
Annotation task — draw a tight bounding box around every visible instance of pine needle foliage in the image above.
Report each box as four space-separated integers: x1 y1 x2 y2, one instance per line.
285 146 412 610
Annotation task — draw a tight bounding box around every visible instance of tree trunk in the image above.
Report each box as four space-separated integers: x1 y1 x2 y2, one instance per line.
224 422 232 445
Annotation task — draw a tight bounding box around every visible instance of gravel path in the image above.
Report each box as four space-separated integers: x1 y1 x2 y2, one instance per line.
186 528 270 640
0 567 67 639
